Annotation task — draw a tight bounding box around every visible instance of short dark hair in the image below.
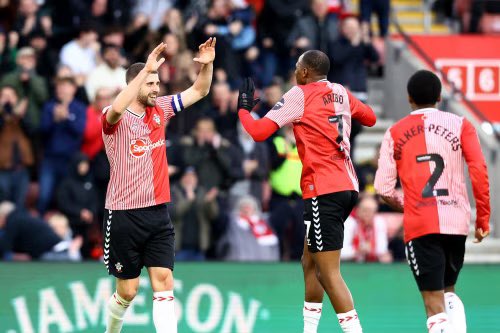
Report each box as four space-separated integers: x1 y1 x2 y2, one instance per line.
126 62 150 84
407 70 442 106
301 50 330 76
55 76 77 86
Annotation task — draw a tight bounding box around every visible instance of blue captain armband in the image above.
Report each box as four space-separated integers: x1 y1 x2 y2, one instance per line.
171 93 184 113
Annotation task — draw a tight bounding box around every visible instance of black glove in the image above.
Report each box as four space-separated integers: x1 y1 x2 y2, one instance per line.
238 77 260 111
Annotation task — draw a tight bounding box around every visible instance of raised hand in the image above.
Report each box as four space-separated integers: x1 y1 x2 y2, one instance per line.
238 77 260 111
193 37 216 65
145 42 167 72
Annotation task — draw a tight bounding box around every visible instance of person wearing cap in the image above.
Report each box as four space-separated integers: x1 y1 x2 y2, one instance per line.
85 43 127 102
38 76 87 214
0 46 48 128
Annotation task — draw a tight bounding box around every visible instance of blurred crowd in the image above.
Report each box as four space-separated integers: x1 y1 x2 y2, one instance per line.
0 0 406 263
433 0 500 33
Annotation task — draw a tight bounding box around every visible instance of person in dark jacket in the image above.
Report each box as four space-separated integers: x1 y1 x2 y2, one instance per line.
329 16 379 99
329 16 379 161
228 121 270 208
287 0 340 55
0 201 61 260
38 76 86 213
0 86 34 208
56 152 97 258
257 0 310 84
170 166 219 261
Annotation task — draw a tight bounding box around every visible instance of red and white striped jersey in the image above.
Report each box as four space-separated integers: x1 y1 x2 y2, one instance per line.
102 94 184 210
265 80 376 199
374 108 490 242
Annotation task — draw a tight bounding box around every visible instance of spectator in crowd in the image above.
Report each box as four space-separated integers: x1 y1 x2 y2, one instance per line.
287 0 340 55
257 0 310 84
357 144 380 193
329 16 379 103
469 0 500 33
41 213 82 261
1 46 49 128
196 0 257 85
342 195 392 262
123 12 152 64
181 116 233 192
0 29 19 74
171 166 219 261
13 0 52 46
85 43 126 102
28 30 59 83
56 153 97 258
330 16 379 160
181 117 234 257
0 201 75 261
268 124 304 260
132 0 174 31
205 80 239 141
101 26 126 51
55 64 89 104
158 32 197 93
0 85 34 207
38 76 86 213
228 121 270 208
81 87 114 161
59 24 99 82
360 0 390 37
158 8 188 45
255 76 284 119
217 194 279 261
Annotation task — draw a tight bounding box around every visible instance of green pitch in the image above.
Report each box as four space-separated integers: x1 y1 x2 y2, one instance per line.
1 263 499 332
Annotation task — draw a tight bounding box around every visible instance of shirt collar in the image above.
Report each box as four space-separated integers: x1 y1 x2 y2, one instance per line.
410 107 439 115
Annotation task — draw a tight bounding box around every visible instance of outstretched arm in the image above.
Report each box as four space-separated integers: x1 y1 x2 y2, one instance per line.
347 90 377 127
180 37 216 109
237 78 304 142
107 43 167 125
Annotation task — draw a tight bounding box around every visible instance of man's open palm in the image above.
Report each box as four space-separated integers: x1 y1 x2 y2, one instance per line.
194 37 216 65
145 42 167 72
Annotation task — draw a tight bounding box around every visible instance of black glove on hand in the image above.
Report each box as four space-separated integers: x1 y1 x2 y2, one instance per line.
238 77 260 111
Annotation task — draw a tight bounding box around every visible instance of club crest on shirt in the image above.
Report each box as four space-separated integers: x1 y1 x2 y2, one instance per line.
130 123 140 133
153 114 161 126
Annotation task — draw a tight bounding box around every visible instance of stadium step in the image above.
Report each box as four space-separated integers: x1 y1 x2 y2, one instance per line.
353 79 392 163
349 0 451 35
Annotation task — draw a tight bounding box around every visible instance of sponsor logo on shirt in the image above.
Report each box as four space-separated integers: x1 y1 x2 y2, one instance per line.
129 138 166 157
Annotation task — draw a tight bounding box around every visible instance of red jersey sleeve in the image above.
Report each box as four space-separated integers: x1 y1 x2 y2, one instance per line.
156 95 180 122
374 129 404 206
347 90 377 127
102 106 121 135
264 86 305 127
461 118 490 232
238 110 280 142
